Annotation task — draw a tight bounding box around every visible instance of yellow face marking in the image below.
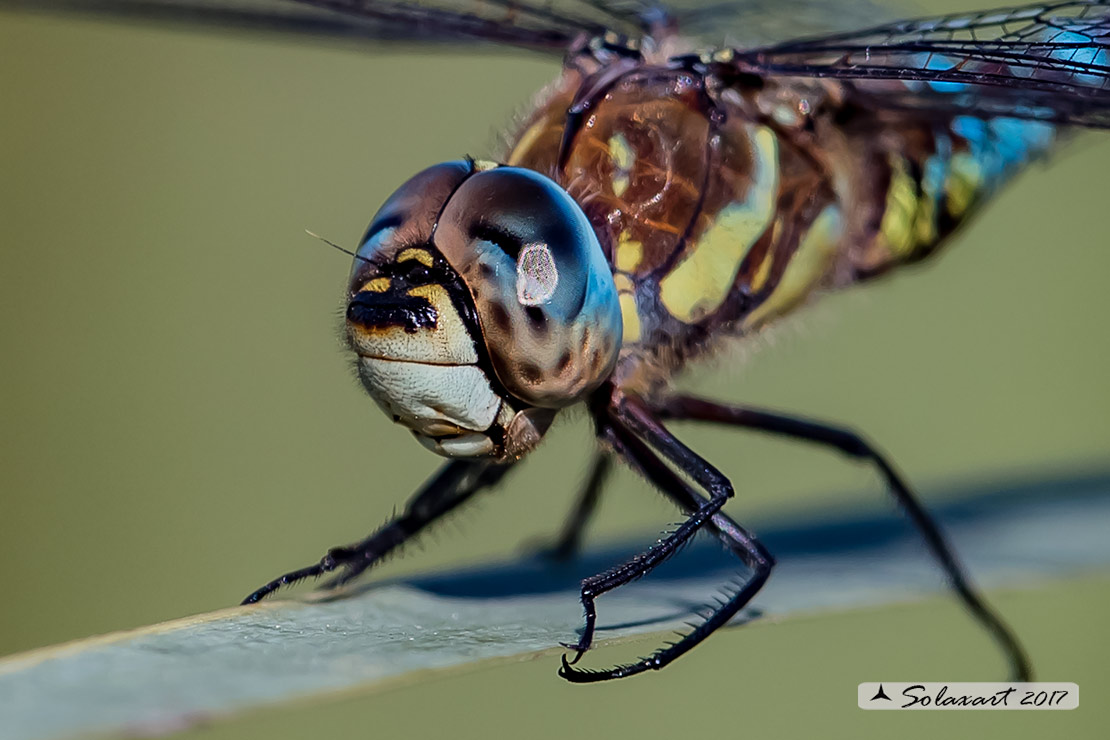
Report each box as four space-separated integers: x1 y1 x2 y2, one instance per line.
348 283 477 364
879 155 919 258
609 133 634 198
359 277 391 293
407 283 448 305
614 232 643 272
946 153 983 218
406 283 476 359
743 205 843 330
472 159 499 172
613 273 634 293
658 124 779 323
397 248 434 267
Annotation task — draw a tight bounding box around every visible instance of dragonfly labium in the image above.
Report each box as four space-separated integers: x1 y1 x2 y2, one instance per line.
13 0 1109 682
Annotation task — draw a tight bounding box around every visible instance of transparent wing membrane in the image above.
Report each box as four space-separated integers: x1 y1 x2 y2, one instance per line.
735 1 1110 127
0 0 903 49
0 0 645 51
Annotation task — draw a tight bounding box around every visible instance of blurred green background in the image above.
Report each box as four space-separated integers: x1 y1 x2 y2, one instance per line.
1 2 1107 738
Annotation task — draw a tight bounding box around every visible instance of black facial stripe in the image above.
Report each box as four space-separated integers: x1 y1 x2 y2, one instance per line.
382 257 440 285
469 221 524 259
347 292 437 334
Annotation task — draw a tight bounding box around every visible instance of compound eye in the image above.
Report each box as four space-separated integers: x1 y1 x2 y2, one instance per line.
433 167 622 407
348 160 472 290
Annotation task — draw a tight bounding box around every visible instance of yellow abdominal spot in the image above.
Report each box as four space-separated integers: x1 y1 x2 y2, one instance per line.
658 124 779 323
914 195 939 246
743 205 843 330
397 248 434 267
359 277 391 293
946 153 983 218
615 232 643 272
879 155 919 258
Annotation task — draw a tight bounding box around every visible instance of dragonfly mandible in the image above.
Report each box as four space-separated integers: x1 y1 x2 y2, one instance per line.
5 0 1109 683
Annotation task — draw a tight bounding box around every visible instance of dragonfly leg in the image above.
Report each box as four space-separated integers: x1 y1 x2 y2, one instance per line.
559 394 773 682
241 460 509 604
533 451 613 562
657 394 1033 682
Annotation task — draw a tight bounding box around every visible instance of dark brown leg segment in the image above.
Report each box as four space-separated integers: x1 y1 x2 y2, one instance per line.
242 460 510 604
657 394 1032 681
559 395 773 682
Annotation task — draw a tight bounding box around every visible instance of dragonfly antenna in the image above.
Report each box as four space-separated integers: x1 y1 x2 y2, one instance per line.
305 229 372 265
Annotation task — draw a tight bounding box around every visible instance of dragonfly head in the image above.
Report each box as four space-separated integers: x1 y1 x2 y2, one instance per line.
346 160 622 461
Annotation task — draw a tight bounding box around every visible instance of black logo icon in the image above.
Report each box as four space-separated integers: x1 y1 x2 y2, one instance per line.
871 684 892 701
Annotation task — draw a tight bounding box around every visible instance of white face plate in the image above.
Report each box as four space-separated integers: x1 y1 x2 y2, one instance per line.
357 357 501 438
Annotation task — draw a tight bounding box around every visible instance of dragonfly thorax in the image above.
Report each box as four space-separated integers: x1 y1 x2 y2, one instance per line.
346 160 622 461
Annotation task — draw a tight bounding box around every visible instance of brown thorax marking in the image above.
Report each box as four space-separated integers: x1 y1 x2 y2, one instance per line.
504 47 901 393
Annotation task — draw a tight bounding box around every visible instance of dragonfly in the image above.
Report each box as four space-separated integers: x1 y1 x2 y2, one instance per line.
9 0 1108 683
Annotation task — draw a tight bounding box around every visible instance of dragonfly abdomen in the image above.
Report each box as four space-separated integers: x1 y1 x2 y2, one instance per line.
848 113 1057 280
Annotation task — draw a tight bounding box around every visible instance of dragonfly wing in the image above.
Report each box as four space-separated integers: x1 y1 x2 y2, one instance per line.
649 0 899 48
734 1 1110 128
0 0 956 54
0 0 649 52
